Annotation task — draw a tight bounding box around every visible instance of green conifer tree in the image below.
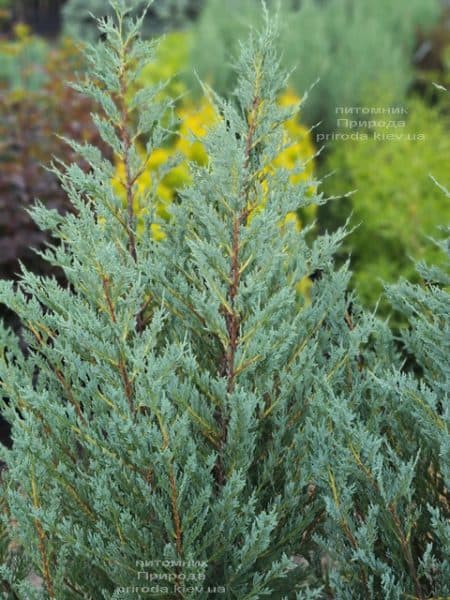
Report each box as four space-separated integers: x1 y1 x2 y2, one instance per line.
384 217 450 596
0 2 364 596
307 198 450 596
0 1 448 599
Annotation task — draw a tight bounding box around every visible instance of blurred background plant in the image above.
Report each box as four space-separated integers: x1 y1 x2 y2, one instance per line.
0 22 48 91
62 0 203 39
0 26 108 285
187 0 441 131
319 95 450 316
5 0 66 37
112 85 317 241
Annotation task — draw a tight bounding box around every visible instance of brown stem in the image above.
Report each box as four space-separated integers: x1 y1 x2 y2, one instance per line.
159 422 183 597
102 277 117 324
31 471 55 599
388 504 424 600
224 215 241 394
135 295 153 333
26 323 86 425
222 95 260 389
213 95 261 489
117 65 137 262
350 446 424 597
169 467 183 558
115 57 159 335
54 369 85 424
102 277 134 413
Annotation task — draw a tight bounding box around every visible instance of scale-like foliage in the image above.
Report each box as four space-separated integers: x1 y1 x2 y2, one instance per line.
311 171 450 598
0 3 363 596
0 2 448 599
384 212 450 595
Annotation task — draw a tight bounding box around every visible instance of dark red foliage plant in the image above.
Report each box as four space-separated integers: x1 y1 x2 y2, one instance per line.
0 35 109 445
0 37 108 282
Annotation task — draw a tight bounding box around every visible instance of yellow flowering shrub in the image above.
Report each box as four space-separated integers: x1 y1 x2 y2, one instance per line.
131 30 192 101
113 88 316 239
112 96 215 239
112 31 316 252
255 88 316 230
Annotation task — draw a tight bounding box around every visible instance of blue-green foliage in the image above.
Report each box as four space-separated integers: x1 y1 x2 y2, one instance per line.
388 225 450 397
0 2 448 599
385 223 450 595
309 175 450 597
62 0 202 40
389 162 449 534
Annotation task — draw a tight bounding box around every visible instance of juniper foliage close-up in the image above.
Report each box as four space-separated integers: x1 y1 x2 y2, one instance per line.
0 2 448 599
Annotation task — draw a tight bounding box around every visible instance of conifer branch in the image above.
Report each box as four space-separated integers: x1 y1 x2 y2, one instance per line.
387 504 424 600
117 56 138 263
349 444 426 598
30 468 55 599
214 88 261 489
224 215 241 394
158 416 184 594
54 368 85 424
26 322 87 425
169 467 183 557
101 276 134 413
328 468 369 589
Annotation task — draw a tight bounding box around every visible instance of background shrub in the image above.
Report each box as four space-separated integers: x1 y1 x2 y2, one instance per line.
62 0 203 40
0 23 48 91
320 95 450 314
187 0 441 130
413 6 450 100
0 29 109 284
